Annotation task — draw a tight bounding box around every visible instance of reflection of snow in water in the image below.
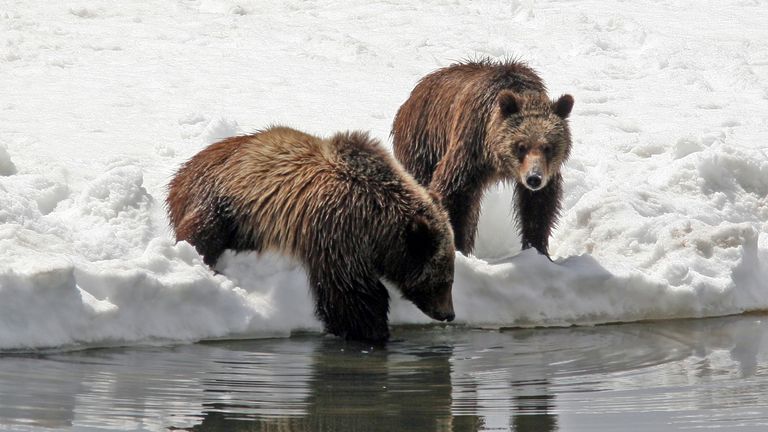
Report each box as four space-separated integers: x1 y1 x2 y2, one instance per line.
448 317 768 430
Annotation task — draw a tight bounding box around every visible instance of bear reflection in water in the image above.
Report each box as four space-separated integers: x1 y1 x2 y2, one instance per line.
186 330 558 432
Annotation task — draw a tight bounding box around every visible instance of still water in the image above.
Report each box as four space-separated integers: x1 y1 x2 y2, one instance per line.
1 315 768 431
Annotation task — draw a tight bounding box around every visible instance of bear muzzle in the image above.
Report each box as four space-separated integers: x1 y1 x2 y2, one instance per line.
427 294 455 322
433 309 456 322
525 173 543 189
520 154 548 191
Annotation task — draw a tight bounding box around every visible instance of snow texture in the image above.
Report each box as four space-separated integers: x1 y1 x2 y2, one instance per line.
1 0 767 350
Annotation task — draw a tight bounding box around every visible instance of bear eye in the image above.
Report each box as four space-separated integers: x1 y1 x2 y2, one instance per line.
543 145 553 158
516 144 527 159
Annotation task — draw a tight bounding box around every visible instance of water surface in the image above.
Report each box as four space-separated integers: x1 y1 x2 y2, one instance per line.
2 315 768 431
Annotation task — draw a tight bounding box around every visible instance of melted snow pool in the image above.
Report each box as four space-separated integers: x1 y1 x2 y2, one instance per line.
2 315 768 431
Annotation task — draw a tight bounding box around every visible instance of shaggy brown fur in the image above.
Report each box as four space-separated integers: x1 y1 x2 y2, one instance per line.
392 58 574 257
167 126 455 343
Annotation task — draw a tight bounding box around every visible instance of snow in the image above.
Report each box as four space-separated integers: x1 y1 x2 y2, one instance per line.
1 0 767 350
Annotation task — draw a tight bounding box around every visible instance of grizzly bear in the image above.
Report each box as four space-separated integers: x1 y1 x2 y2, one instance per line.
392 58 574 257
166 126 456 342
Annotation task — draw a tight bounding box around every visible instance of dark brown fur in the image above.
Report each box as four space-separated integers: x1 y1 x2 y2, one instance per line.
392 58 574 257
167 126 455 343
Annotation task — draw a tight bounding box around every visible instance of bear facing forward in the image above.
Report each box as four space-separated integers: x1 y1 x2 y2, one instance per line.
166 126 456 342
392 58 574 257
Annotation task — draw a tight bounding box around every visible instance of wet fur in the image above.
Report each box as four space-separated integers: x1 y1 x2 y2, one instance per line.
392 58 573 256
167 126 455 343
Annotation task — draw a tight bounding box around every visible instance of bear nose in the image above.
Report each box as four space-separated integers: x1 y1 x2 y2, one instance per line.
526 174 542 189
432 308 455 322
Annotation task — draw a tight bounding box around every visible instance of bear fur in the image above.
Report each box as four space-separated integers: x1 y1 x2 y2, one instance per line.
166 126 456 342
392 58 574 257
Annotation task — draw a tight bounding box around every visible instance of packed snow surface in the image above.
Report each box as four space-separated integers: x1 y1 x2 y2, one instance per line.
1 0 767 350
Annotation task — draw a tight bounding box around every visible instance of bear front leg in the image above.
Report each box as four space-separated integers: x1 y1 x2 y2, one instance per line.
174 206 235 267
309 269 391 343
514 173 563 258
430 149 489 255
441 190 483 255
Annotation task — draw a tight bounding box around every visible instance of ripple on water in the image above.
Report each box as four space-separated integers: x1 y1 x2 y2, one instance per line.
1 315 768 430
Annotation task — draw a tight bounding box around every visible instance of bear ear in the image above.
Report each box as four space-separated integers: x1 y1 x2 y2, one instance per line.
552 94 574 119
498 90 521 117
405 215 438 263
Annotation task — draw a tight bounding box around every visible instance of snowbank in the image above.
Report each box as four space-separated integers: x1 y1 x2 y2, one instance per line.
0 0 766 350
0 145 16 176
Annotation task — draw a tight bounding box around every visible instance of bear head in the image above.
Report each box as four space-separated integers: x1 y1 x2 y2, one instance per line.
489 91 574 191
379 200 456 323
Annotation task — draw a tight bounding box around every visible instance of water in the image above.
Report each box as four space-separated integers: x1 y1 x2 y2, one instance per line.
1 315 768 431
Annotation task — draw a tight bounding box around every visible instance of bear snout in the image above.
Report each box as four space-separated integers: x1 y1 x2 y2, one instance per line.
525 173 542 189
519 151 548 191
428 308 455 322
522 169 547 191
428 294 455 322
